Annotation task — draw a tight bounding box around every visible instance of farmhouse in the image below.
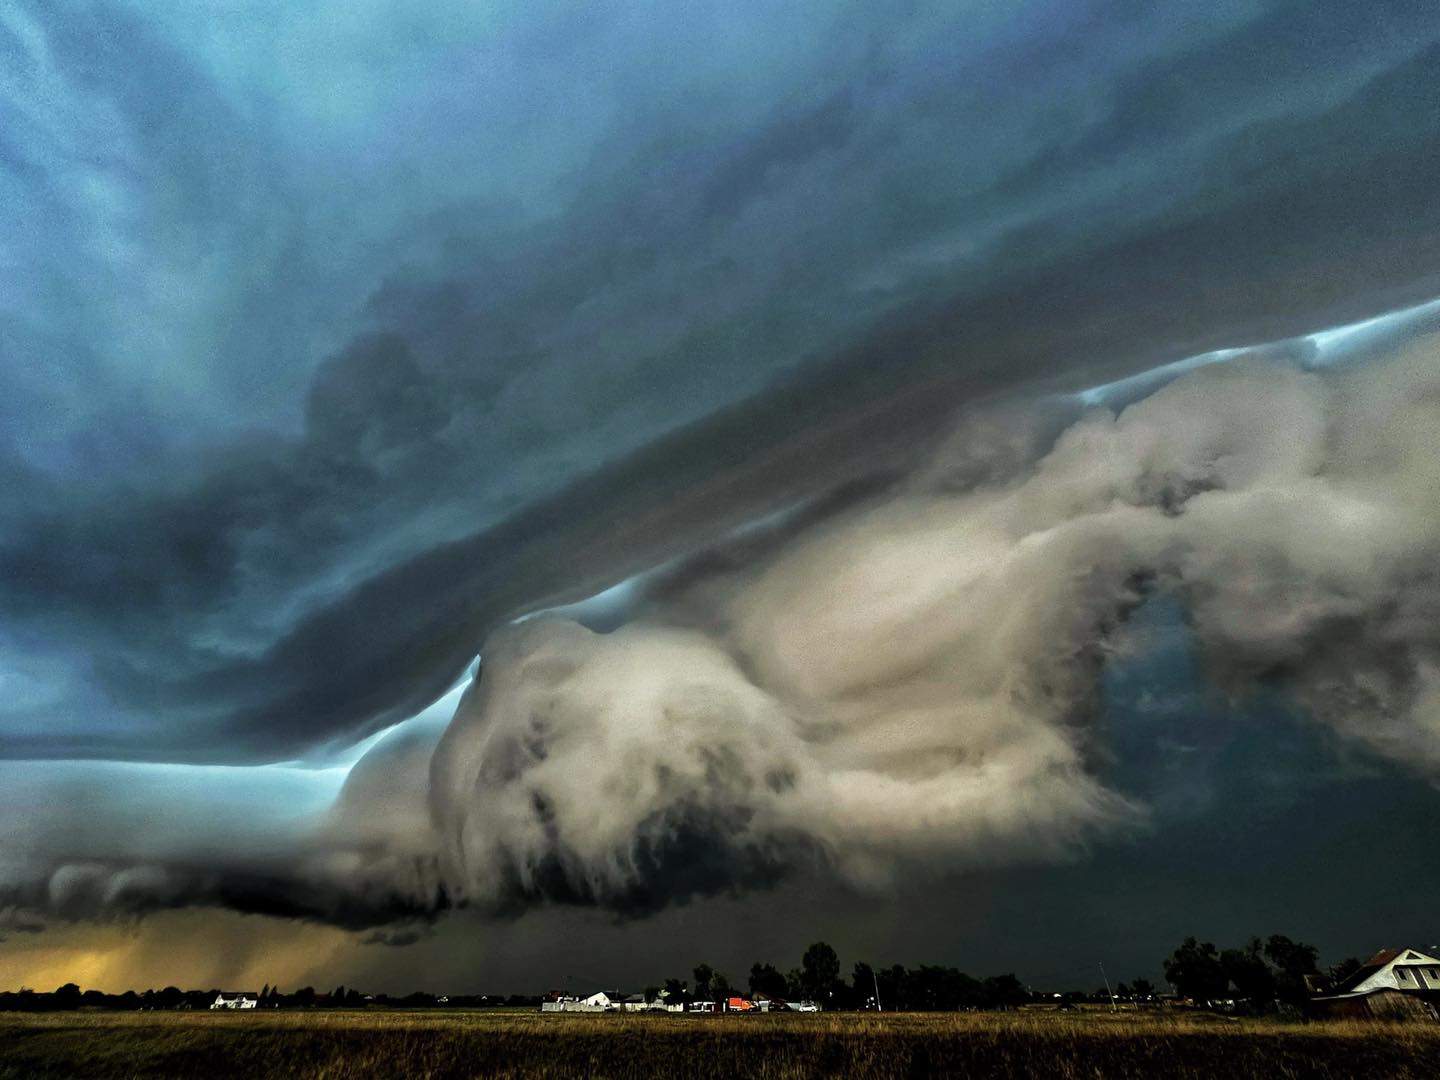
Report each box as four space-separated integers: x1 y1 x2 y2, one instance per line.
1309 947 1440 1020
1335 948 1440 995
539 990 623 1013
210 992 258 1010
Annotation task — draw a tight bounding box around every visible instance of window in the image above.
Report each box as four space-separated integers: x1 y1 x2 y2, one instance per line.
1395 968 1411 983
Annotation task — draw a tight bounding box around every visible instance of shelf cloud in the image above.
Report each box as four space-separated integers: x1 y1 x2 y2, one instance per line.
5 1 1440 984
7 334 1440 928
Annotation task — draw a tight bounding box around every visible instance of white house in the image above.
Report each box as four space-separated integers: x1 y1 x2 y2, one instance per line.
1336 947 1440 995
540 990 620 1013
1309 947 1440 1021
210 993 258 1010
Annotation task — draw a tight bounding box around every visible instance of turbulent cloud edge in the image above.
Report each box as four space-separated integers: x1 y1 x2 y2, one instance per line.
6 340 1440 929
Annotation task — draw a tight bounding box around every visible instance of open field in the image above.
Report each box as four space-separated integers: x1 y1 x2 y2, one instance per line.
2 1009 1437 1079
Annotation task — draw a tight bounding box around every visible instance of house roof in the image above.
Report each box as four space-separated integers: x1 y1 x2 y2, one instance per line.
1335 947 1439 993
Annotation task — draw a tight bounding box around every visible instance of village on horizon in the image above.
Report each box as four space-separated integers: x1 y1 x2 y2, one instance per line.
6 941 1438 1023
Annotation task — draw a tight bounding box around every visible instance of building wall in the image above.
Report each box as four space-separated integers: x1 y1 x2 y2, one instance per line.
1310 989 1438 1022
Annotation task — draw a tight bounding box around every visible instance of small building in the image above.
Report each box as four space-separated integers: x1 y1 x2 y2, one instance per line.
539 990 620 1013
210 993 258 1010
1309 947 1440 1021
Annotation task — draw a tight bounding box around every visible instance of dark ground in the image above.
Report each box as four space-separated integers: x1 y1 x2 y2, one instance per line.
1 1009 1437 1079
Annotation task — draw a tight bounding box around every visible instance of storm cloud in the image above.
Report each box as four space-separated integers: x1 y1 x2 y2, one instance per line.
7 330 1440 928
6 1 1440 762
4 0 1440 974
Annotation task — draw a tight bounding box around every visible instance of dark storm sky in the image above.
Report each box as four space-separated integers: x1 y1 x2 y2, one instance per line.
3 0 1440 991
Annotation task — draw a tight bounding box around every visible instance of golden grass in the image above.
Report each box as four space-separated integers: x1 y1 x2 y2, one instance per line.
1 1008 1436 1079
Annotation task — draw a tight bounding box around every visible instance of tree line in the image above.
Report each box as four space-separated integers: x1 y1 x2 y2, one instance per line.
0 932 1374 1013
663 941 1030 1011
0 983 516 1012
1161 934 1367 1011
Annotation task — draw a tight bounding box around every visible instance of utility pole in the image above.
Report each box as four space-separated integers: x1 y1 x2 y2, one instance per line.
1100 962 1117 1012
872 968 883 1013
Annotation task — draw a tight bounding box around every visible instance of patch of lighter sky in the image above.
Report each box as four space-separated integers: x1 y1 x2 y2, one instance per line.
1077 292 1440 408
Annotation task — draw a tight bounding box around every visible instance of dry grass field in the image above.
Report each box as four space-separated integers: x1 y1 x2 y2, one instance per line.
2 1008 1436 1079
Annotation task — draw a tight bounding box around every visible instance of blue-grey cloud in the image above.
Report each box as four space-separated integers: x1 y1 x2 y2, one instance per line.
3 0 1440 954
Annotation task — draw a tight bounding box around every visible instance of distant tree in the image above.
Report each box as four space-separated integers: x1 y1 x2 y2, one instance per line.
644 985 660 1004
904 965 985 1010
1221 940 1276 1009
983 974 1028 1010
693 964 715 1001
801 942 840 1002
332 985 346 1004
1130 977 1156 1000
829 977 862 1011
749 963 787 999
852 963 877 1007
712 972 732 1000
1264 935 1319 1005
785 969 804 1000
1163 938 1229 1001
53 983 81 1010
663 978 687 1003
1327 957 1363 987
877 965 908 1011
1263 936 1318 976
